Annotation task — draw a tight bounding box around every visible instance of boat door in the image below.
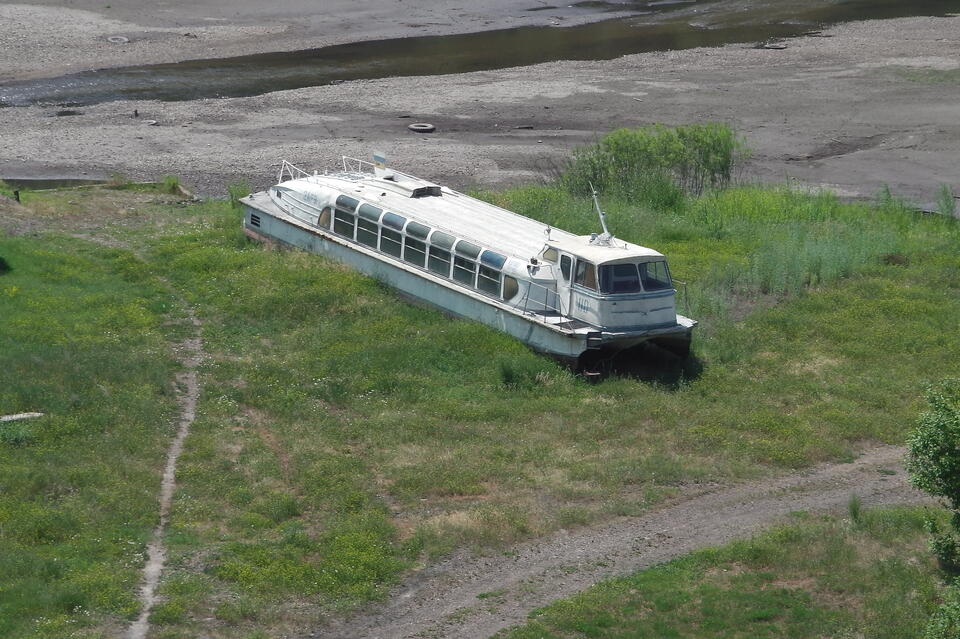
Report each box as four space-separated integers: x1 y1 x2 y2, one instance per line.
555 252 575 316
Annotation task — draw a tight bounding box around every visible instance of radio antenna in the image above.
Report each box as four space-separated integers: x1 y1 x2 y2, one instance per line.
588 182 613 245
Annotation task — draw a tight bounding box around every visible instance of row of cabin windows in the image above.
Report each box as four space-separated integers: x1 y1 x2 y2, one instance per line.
543 247 671 294
319 200 518 300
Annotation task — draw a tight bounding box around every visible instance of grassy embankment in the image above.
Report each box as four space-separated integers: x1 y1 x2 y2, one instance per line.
1 124 958 638
501 506 945 639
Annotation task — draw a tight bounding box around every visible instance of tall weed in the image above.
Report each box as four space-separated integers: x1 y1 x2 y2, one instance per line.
560 124 750 205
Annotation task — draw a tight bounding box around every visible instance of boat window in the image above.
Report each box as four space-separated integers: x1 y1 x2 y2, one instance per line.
503 275 519 301
480 250 506 270
333 209 356 239
599 263 642 294
455 240 481 259
560 255 572 282
477 265 501 296
406 221 431 239
380 228 403 258
357 218 378 248
318 206 332 229
574 259 597 291
336 195 359 212
453 256 477 286
430 231 455 250
428 247 451 276
639 260 673 291
542 248 558 262
404 237 427 267
382 212 406 231
358 203 382 221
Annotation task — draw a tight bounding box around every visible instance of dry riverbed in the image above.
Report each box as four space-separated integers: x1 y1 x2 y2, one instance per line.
0 7 958 203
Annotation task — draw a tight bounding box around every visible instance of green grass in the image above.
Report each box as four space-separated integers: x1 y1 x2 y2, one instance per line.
1 157 958 636
0 233 183 638
501 507 945 639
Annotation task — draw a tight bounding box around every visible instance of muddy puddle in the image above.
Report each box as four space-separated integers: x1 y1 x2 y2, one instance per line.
1 0 958 107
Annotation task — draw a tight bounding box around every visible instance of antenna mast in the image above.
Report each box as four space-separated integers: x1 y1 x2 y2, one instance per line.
589 182 614 245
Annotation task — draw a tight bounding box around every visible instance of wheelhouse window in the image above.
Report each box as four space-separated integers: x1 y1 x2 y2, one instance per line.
333 209 356 239
453 240 481 286
542 247 558 262
599 263 642 294
640 260 672 291
574 259 597 291
356 204 381 248
560 255 572 282
477 250 506 296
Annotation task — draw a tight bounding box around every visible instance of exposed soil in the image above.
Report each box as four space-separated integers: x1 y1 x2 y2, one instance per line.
322 444 928 638
126 303 203 639
1 8 958 204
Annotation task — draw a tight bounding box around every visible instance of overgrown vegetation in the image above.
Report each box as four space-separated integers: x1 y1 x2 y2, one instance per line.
161 175 182 195
2 125 958 637
907 379 960 637
938 184 957 218
559 124 750 202
500 507 944 639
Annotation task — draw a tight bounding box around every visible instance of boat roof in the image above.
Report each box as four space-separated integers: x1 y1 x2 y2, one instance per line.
280 167 663 264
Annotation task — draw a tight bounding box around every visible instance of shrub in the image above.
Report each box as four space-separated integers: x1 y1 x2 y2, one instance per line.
160 175 181 195
925 584 960 639
907 379 960 524
560 124 750 203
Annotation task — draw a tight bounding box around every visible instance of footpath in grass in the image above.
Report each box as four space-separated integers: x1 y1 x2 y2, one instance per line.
0 230 184 638
500 506 944 639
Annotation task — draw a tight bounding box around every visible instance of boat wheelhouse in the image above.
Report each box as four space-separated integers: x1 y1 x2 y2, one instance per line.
240 156 696 368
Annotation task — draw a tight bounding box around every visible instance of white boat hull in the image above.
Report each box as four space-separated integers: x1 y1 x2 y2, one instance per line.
241 193 694 365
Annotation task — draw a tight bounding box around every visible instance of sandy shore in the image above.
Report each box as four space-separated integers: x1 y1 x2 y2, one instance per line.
0 4 958 203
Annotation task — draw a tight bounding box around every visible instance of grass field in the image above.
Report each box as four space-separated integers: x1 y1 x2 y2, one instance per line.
500 506 946 639
0 229 184 637
1 152 958 637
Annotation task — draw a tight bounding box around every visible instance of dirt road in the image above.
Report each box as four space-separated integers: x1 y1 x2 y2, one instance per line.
323 445 927 639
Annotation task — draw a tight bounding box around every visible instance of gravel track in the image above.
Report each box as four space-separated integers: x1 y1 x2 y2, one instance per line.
322 445 928 639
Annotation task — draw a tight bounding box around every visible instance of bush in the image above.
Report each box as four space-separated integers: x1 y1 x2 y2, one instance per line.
560 124 750 203
160 175 181 195
925 584 960 639
0 256 10 274
907 379 960 521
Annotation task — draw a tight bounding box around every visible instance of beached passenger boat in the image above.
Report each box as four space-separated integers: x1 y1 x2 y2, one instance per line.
240 156 696 369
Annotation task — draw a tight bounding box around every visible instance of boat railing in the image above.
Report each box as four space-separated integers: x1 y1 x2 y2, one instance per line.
509 279 563 317
277 160 313 183
341 156 377 174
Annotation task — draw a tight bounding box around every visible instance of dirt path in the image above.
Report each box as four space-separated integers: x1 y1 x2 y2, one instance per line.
126 306 203 639
323 444 928 639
